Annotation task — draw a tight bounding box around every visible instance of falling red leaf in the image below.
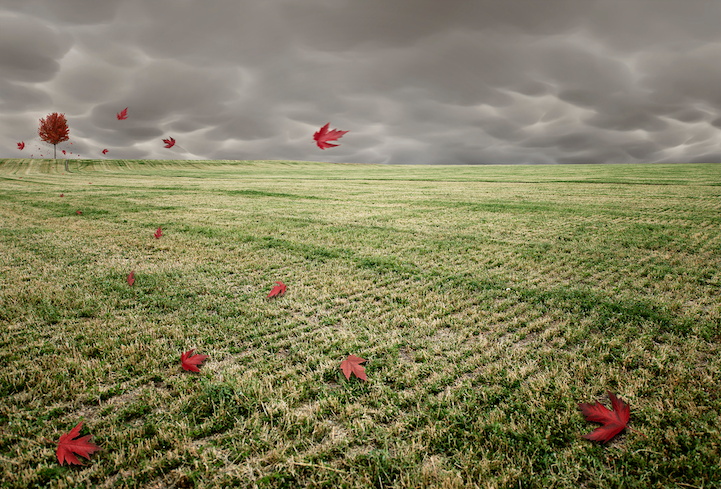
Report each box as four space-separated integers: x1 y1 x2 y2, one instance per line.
181 349 208 372
62 150 66 155
127 271 135 286
162 137 176 149
17 141 25 150
313 123 348 150
154 226 162 239
117 107 128 120
102 149 108 155
56 421 100 466
340 355 367 381
76 210 82 215
578 391 631 443
267 281 287 299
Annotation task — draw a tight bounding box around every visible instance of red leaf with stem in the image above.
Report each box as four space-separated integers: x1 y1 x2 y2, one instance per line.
163 137 176 149
154 226 162 239
267 281 287 299
102 149 108 155
117 107 128 120
313 123 348 150
340 355 367 381
17 141 24 150
55 421 100 466
127 271 135 286
181 349 208 372
579 391 637 443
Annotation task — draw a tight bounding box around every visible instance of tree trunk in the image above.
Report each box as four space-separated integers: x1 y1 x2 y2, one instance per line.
54 144 56 159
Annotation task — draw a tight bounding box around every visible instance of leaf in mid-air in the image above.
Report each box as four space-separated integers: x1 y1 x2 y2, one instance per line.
578 391 631 443
267 281 287 299
117 107 128 120
313 123 348 150
17 141 24 150
163 137 176 149
62 150 66 155
154 226 162 239
181 349 208 372
127 271 135 286
56 421 100 466
102 149 108 155
340 354 367 381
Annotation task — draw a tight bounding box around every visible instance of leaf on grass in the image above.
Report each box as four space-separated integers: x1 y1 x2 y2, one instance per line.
267 281 287 299
56 421 100 466
340 354 367 381
127 271 135 286
181 349 208 372
163 137 176 149
313 123 348 150
117 107 128 120
102 149 108 155
17 141 25 150
76 210 82 215
60 194 63 197
578 391 630 443
154 226 162 239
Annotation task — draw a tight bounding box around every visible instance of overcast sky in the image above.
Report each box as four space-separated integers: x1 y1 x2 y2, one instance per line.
2 0 721 165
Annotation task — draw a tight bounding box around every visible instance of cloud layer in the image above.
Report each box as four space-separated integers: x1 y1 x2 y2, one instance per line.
2 0 721 164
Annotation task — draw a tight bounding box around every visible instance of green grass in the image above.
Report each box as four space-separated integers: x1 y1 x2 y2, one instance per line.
0 158 719 488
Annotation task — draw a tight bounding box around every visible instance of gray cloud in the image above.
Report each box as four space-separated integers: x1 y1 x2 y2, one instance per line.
2 0 721 164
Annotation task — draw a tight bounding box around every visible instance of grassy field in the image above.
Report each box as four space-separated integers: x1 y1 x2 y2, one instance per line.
0 158 719 488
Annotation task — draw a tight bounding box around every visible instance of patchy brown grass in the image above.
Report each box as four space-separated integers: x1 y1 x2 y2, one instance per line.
0 158 719 488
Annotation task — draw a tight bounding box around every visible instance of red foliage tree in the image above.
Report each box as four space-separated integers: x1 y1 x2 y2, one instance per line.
38 112 70 171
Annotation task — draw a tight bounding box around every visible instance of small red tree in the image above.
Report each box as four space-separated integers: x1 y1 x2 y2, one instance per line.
38 112 70 171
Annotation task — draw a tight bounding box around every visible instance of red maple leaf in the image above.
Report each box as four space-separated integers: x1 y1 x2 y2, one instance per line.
313 123 348 150
163 137 176 149
127 271 135 286
340 354 367 381
60 194 63 197
62 150 66 155
76 210 82 215
117 107 128 120
102 149 108 155
181 349 208 372
17 141 24 150
578 391 632 443
267 281 287 299
154 226 162 239
56 421 100 466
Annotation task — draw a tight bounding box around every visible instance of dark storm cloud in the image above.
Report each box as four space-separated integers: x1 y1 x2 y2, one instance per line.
2 0 721 164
